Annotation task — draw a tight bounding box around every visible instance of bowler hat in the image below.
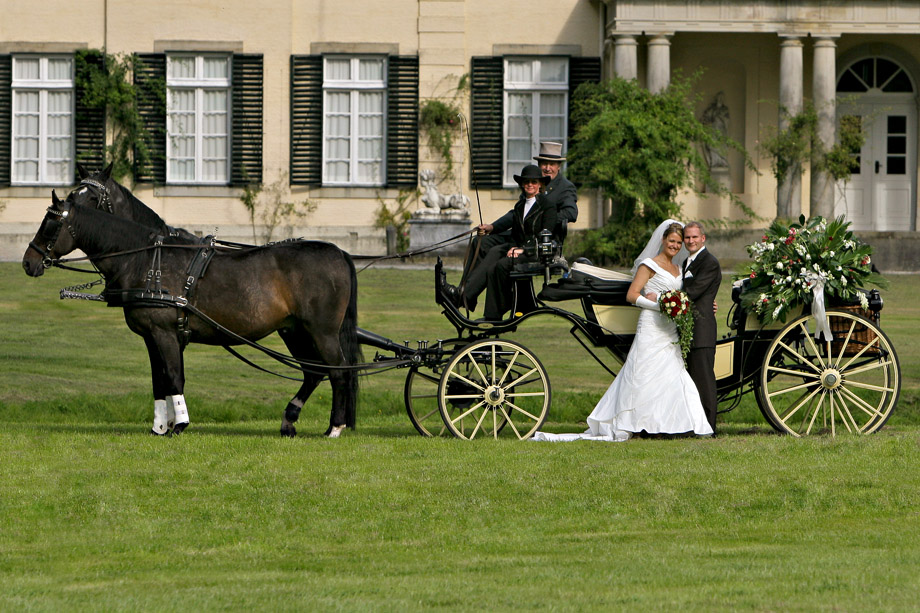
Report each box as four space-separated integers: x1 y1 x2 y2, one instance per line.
513 164 551 186
533 141 566 162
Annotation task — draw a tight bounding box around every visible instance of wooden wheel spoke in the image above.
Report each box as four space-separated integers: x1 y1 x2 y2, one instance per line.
506 391 547 398
766 365 821 378
411 392 439 400
466 353 489 387
842 360 892 377
778 385 823 427
499 406 523 439
496 350 520 387
506 401 541 422
834 394 858 433
446 369 486 392
841 336 881 370
414 370 441 384
834 320 857 367
804 392 825 435
450 401 487 425
799 322 827 369
768 380 818 398
502 366 538 389
777 339 823 373
417 407 440 422
468 405 490 439
846 380 895 393
838 386 886 420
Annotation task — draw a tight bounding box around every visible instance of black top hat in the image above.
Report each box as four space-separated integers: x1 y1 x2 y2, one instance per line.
513 164 551 186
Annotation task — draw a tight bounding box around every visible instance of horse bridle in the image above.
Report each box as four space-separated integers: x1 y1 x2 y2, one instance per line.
27 200 76 269
76 178 113 214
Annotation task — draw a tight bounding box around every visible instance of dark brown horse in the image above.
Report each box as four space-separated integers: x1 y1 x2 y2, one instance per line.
23 192 360 438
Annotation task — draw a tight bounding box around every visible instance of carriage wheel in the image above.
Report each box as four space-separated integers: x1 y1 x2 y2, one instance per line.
437 339 550 440
405 365 450 437
755 310 900 436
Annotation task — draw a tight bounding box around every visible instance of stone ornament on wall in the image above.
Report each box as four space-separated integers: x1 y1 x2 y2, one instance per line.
415 169 470 220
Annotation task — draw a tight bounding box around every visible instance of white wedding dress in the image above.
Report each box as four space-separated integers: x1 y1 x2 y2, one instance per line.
533 258 713 442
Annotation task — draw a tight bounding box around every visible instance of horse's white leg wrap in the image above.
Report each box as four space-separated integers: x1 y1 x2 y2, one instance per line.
166 398 176 430
168 395 189 434
151 399 169 435
327 425 346 438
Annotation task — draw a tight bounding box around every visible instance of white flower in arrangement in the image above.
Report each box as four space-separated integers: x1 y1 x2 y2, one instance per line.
817 220 827 232
805 253 812 261
776 262 784 270
829 251 835 257
800 267 807 275
845 239 856 249
759 293 768 302
859 292 869 310
841 276 847 286
772 305 784 319
767 242 775 251
837 265 842 271
795 244 806 256
865 256 872 265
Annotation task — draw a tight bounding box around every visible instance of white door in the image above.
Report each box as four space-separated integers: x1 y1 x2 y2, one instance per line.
835 55 917 231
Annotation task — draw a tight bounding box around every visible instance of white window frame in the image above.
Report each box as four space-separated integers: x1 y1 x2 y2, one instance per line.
166 53 232 185
502 57 569 188
322 55 387 186
11 54 74 186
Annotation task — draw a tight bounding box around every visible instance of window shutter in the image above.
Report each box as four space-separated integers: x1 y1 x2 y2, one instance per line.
290 55 322 186
134 53 166 184
386 55 419 188
0 55 10 186
231 54 263 186
74 51 106 175
567 56 601 142
470 56 503 190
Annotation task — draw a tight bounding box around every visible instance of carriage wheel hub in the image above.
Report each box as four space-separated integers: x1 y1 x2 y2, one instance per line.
484 385 505 407
820 368 842 390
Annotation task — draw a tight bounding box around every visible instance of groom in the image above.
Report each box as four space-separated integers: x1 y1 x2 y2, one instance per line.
682 222 722 433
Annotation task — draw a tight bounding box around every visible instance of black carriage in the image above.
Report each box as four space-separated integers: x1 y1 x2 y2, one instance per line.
358 245 900 440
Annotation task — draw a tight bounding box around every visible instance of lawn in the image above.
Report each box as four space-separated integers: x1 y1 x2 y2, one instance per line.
1 261 919 611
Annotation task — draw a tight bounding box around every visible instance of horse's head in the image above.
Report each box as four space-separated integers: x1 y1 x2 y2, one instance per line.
22 191 78 277
70 161 116 213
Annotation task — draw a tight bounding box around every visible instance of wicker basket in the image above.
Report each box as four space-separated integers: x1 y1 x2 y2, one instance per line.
828 305 879 357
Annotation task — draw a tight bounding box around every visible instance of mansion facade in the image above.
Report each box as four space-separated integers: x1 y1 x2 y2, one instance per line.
2 0 920 259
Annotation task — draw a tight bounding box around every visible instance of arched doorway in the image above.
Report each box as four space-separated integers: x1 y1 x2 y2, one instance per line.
836 56 917 231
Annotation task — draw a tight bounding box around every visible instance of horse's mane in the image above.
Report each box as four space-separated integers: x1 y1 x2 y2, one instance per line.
70 202 159 255
108 179 172 232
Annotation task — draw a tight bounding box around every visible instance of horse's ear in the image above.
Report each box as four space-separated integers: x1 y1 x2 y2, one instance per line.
101 161 114 181
76 163 88 180
51 190 62 206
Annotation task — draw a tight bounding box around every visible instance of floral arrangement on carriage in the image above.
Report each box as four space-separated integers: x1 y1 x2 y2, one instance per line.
737 215 888 329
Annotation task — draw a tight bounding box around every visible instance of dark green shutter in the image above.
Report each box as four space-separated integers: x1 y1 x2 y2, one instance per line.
231 54 263 186
386 55 418 188
0 55 10 186
470 56 503 189
290 55 322 186
74 50 106 175
568 56 601 142
134 53 166 184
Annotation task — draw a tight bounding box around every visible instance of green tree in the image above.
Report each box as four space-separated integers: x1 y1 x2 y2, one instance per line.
566 76 755 266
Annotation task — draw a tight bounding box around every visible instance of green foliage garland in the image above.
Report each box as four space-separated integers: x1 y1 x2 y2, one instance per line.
419 99 461 175
375 189 418 253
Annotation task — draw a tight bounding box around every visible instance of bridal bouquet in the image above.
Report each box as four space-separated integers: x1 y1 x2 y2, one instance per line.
659 289 694 359
738 215 888 323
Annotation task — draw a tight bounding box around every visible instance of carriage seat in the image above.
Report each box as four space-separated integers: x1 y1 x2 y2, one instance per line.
537 262 632 305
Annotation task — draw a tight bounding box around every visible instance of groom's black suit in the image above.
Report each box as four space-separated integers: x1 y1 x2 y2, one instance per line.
682 247 722 432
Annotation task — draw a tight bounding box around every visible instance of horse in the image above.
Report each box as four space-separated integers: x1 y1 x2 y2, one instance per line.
23 192 360 438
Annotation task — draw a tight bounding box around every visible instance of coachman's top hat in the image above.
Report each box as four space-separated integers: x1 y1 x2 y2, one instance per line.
533 141 566 163
513 164 551 186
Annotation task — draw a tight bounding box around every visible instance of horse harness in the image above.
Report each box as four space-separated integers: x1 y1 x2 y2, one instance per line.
34 198 217 348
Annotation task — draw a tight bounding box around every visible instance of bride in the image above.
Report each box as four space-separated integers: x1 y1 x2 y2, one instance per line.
534 219 714 442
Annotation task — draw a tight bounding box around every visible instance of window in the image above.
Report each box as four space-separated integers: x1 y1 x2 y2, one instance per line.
166 53 231 184
503 57 568 186
322 56 386 185
11 55 73 185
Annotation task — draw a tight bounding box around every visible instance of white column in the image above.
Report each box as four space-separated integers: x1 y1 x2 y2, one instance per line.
811 37 838 220
778 37 804 219
614 35 638 80
646 35 671 94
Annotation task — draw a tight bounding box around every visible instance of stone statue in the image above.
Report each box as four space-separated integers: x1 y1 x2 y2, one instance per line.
416 169 470 218
701 91 730 170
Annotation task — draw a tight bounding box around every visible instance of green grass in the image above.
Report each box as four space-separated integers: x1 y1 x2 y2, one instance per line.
2 262 920 611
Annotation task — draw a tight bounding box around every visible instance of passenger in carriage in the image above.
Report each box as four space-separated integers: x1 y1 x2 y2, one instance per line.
444 164 557 321
461 141 577 279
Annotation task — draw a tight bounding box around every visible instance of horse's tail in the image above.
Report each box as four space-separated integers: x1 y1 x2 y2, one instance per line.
340 251 362 429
